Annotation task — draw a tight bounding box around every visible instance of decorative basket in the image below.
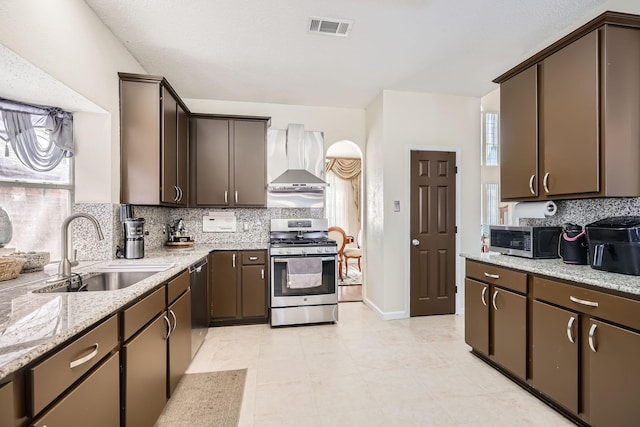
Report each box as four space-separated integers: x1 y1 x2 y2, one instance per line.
0 257 26 281
14 251 50 273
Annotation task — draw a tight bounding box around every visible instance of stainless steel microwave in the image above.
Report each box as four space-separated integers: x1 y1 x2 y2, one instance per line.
489 225 562 259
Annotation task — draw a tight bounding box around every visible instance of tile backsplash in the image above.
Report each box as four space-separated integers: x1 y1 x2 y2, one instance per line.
73 203 324 260
520 197 640 228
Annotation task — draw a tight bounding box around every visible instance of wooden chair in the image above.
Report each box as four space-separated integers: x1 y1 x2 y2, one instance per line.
328 226 347 281
344 229 362 275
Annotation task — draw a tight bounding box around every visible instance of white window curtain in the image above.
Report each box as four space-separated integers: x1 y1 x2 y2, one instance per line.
325 157 361 238
325 170 352 230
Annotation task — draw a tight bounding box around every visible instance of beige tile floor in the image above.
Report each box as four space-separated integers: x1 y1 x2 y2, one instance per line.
186 302 575 427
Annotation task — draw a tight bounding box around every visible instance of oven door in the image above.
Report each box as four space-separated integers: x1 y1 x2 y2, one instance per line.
270 254 338 307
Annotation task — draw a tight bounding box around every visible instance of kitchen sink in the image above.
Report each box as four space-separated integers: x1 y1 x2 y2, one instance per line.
37 271 158 293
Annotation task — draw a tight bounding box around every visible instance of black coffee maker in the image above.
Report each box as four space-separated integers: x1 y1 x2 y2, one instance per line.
559 223 588 265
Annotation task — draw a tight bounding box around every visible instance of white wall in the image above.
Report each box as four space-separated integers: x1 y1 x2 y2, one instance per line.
365 90 481 317
0 0 146 203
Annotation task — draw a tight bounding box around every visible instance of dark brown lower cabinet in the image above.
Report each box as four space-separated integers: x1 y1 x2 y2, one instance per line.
588 319 640 427
0 380 14 427
210 250 268 325
123 314 167 427
464 278 489 355
168 289 192 396
31 352 120 427
491 286 527 379
531 300 579 413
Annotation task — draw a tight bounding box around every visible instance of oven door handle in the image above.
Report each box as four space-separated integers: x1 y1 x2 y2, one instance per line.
272 257 336 262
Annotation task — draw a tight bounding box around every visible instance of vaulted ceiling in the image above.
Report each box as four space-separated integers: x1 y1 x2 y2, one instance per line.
84 0 636 108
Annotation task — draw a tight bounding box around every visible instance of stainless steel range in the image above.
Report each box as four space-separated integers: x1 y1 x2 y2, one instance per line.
269 218 338 326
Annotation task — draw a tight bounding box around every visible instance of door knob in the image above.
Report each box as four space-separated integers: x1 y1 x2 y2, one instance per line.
412 239 420 246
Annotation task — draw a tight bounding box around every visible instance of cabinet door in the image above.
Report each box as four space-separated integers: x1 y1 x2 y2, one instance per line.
176 103 188 206
588 319 640 427
32 352 120 427
233 120 266 206
161 86 179 204
193 118 230 206
531 300 578 413
542 30 599 196
464 279 489 356
168 290 192 397
123 314 168 427
241 264 267 318
0 381 13 427
500 65 539 200
210 252 238 320
491 286 527 379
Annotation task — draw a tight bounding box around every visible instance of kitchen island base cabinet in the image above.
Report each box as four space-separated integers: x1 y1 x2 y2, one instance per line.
168 288 192 397
464 279 489 355
0 380 14 427
31 352 120 427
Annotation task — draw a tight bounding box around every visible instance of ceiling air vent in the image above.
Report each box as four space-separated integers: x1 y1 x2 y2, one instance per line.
308 17 353 37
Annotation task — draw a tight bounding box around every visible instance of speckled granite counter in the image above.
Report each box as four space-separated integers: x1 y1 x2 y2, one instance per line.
462 252 640 297
0 243 267 381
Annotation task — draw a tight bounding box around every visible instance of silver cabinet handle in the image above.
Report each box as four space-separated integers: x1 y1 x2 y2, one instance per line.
224 191 228 204
481 286 487 306
235 190 238 204
567 316 576 344
588 323 598 353
249 256 258 261
261 268 264 280
232 253 236 268
173 186 180 202
484 272 499 279
529 175 536 195
492 290 499 311
69 343 99 369
543 172 550 193
164 315 171 340
411 239 420 246
570 296 599 308
169 309 177 332
177 187 183 202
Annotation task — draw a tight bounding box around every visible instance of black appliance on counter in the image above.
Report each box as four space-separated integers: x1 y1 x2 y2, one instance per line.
585 216 640 275
489 225 562 259
559 223 589 265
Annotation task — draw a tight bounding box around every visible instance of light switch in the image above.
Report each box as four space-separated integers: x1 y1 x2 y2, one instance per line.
393 200 400 212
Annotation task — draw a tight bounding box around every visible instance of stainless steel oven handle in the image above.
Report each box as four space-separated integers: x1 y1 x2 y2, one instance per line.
272 257 336 262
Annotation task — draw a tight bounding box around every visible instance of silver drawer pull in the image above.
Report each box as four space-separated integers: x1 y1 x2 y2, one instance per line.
249 256 259 261
481 287 487 306
588 324 598 353
569 296 599 308
70 343 99 369
261 268 265 280
484 272 500 279
566 316 576 344
492 290 499 311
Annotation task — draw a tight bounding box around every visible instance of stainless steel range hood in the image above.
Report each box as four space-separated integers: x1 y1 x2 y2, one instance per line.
267 124 328 192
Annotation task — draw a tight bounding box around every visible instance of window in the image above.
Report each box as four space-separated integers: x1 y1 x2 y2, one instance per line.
483 112 499 166
482 183 500 225
0 100 74 260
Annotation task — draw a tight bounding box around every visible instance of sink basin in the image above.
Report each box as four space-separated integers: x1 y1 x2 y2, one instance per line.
38 271 157 293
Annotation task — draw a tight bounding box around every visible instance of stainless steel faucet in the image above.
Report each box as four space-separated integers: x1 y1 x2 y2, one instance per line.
59 213 104 277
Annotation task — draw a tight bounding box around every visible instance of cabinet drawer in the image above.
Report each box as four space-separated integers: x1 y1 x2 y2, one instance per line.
122 287 165 341
465 260 527 293
32 352 120 427
29 315 118 416
532 276 640 331
167 270 189 305
242 251 265 265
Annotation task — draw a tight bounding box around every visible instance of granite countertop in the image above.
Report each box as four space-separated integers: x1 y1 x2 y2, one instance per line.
462 252 640 297
0 243 268 382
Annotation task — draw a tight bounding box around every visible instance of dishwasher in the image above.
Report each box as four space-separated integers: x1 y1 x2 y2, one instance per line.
189 257 209 358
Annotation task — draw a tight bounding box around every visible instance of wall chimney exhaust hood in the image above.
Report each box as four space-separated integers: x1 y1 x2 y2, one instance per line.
267 124 328 192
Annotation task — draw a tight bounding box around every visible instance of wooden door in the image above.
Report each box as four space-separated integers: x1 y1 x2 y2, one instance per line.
531 300 579 413
588 319 640 427
176 103 188 206
191 117 230 206
210 252 238 320
161 86 179 204
168 290 192 397
541 30 599 197
491 286 527 379
464 279 489 355
233 120 267 206
500 65 539 200
241 264 267 319
410 150 456 316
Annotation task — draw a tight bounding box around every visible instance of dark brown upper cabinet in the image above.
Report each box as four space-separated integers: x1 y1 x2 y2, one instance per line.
119 73 189 206
190 115 269 207
495 12 640 201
